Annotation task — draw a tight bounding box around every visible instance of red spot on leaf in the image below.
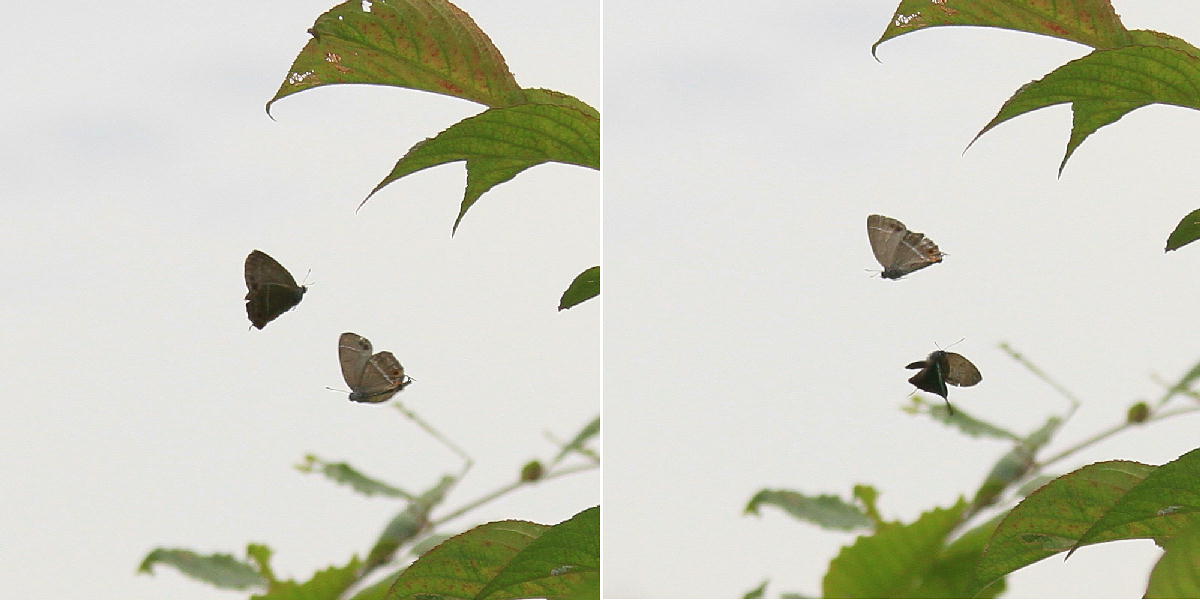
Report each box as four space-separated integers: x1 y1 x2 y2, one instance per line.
1043 21 1070 36
439 80 464 94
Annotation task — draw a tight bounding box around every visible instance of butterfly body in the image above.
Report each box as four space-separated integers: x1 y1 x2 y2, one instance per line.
906 350 981 414
867 215 944 279
338 332 412 403
245 250 306 329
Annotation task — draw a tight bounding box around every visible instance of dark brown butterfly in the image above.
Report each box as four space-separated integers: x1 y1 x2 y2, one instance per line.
244 250 306 329
906 350 982 414
867 214 944 279
338 332 412 403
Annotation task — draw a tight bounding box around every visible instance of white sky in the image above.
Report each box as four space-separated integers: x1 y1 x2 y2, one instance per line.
605 1 1200 598
1 2 599 599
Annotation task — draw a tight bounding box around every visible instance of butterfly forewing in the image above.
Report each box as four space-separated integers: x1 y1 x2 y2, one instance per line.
245 250 306 329
943 352 982 387
338 332 373 388
867 215 944 280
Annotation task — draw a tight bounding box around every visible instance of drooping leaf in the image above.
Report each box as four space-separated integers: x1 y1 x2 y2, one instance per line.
137 548 267 590
971 416 1061 509
251 556 363 600
298 454 410 499
1071 447 1200 555
976 460 1156 589
1166 209 1200 252
559 266 600 311
873 0 1131 57
553 416 600 464
363 101 600 232
386 506 599 600
745 490 872 532
1145 520 1200 598
822 498 967 598
917 399 1021 441
366 475 456 570
972 44 1200 173
267 0 524 114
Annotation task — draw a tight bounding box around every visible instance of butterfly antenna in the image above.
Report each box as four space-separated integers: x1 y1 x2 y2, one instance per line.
325 386 349 393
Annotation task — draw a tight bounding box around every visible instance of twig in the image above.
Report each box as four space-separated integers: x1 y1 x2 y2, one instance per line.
431 462 597 527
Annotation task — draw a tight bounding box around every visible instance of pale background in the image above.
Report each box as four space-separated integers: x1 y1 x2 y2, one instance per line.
0 2 599 599
605 1 1200 598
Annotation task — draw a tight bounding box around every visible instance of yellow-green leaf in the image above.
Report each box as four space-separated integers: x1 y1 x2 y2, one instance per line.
559 266 599 311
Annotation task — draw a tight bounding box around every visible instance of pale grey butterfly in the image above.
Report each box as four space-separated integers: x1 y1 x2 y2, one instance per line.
867 214 945 279
338 332 412 403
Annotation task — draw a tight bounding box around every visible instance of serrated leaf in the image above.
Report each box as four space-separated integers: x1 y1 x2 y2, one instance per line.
474 506 599 600
1145 520 1200 598
554 416 600 464
300 454 410 499
386 506 599 600
559 266 599 311
137 548 266 590
976 460 1156 589
922 400 1020 441
252 556 363 600
366 475 456 569
267 0 524 113
973 45 1200 173
1071 447 1200 555
745 490 872 532
873 0 1131 57
972 416 1061 509
1166 209 1200 252
822 498 967 598
362 101 600 232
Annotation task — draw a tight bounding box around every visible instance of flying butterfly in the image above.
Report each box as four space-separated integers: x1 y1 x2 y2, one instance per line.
244 250 306 329
905 350 982 415
338 332 412 403
867 214 945 279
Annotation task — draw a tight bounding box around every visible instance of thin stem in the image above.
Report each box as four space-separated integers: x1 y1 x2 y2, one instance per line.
392 402 474 478
431 462 598 527
1036 404 1200 470
999 342 1082 416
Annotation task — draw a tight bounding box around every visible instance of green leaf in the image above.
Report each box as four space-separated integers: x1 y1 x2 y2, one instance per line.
1146 520 1200 598
1166 209 1200 252
137 548 266 590
474 506 599 600
559 266 600 311
852 484 885 528
822 498 967 598
363 101 600 232
929 516 1007 599
366 475 456 570
916 399 1020 441
409 533 451 556
298 454 410 499
976 460 1156 590
1071 447 1200 555
745 490 872 532
246 543 277 585
743 580 768 599
251 556 363 600
873 0 1131 57
267 0 524 114
386 506 599 600
554 416 600 464
973 45 1200 173
971 416 1061 509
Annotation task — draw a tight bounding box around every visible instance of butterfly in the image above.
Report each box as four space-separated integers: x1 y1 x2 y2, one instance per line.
867 214 945 279
244 250 306 329
905 350 982 414
338 332 412 403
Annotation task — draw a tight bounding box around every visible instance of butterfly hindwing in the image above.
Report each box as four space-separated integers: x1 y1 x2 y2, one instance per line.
905 350 981 415
245 250 306 329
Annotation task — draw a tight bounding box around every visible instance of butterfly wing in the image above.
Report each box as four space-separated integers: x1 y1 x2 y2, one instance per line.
906 351 949 399
338 332 373 390
867 215 944 279
348 351 411 403
943 352 982 387
245 250 306 329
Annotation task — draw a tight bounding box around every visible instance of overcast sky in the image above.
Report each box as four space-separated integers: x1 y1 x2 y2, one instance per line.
1 2 598 599
605 1 1200 598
